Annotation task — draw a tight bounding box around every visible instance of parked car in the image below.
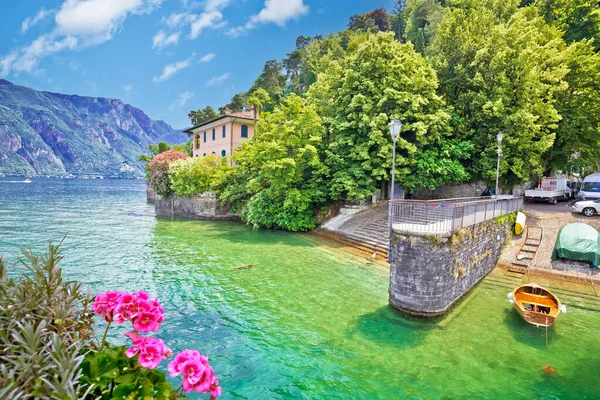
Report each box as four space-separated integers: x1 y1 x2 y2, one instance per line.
572 199 600 217
481 187 496 197
579 173 600 200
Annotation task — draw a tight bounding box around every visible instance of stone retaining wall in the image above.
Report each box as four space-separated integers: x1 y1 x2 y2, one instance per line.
389 218 512 316
153 191 238 220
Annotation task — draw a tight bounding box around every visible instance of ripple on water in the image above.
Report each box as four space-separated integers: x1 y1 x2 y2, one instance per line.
0 178 599 399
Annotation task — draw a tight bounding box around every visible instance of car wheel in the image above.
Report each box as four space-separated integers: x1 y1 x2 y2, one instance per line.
583 207 596 217
551 198 558 205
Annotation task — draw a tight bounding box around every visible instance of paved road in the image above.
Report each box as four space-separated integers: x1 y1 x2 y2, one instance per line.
524 198 580 214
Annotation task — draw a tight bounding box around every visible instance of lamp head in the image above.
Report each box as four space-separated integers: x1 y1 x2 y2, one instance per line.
497 132 504 145
389 119 402 140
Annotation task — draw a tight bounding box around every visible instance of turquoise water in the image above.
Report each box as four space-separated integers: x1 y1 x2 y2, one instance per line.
1 178 599 399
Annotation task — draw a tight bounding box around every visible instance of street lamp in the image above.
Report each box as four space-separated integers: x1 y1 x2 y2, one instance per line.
388 119 402 262
495 132 504 198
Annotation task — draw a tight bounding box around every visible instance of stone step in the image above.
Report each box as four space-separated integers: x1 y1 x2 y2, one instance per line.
344 234 388 248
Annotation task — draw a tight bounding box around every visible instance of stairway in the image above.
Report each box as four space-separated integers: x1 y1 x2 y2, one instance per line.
507 226 543 276
318 205 390 259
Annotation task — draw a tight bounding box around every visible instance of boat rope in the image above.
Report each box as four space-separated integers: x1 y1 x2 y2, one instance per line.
545 318 548 349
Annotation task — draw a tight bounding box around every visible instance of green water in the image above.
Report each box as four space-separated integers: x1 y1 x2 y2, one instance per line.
0 178 599 399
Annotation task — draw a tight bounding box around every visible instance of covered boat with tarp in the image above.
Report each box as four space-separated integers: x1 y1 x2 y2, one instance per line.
551 222 600 266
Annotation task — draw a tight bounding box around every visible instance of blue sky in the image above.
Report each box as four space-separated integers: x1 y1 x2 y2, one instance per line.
0 0 395 129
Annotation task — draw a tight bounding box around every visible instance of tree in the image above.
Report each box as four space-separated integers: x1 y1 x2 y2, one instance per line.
246 88 270 127
403 0 448 53
547 40 600 174
219 93 246 113
221 94 327 231
348 9 391 32
308 31 451 200
432 6 569 185
534 0 600 51
249 60 285 111
139 141 170 163
391 0 409 41
188 106 217 126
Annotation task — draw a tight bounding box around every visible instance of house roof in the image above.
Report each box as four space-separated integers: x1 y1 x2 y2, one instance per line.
183 111 255 134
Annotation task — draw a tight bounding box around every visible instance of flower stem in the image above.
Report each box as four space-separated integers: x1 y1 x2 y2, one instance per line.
100 321 111 349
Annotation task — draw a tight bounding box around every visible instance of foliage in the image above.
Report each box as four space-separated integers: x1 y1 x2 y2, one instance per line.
0 241 94 399
535 0 600 50
432 5 569 185
223 94 327 231
188 106 218 126
249 60 286 112
547 40 600 175
219 93 246 113
403 0 448 53
309 31 451 200
282 36 317 95
148 150 189 196
246 88 270 126
404 140 474 190
348 8 392 32
169 156 232 197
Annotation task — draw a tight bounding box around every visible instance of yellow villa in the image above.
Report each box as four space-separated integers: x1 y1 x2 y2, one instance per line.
183 108 256 165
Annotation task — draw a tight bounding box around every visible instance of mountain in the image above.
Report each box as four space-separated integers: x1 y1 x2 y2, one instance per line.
0 79 187 178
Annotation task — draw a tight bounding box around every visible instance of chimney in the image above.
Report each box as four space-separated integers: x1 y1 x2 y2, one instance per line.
223 107 232 115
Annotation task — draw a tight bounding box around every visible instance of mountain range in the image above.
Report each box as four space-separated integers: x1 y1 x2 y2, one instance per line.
0 79 187 178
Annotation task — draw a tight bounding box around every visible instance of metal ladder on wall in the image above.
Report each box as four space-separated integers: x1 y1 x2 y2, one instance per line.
506 226 543 278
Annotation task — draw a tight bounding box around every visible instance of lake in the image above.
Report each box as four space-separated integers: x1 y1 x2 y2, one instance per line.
0 177 599 399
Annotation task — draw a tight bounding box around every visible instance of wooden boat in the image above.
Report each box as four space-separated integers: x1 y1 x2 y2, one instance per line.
508 284 566 327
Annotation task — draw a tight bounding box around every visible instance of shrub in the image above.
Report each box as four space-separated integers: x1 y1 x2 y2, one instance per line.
148 150 189 197
0 241 95 399
168 156 231 197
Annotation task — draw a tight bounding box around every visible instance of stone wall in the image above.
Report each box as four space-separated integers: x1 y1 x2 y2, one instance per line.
413 181 488 200
146 185 156 202
388 218 512 316
153 191 239 220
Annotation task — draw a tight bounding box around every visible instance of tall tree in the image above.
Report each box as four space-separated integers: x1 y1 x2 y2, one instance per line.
403 0 448 53
188 106 218 125
432 5 569 185
348 9 392 32
219 93 246 113
308 31 451 200
250 60 286 112
246 88 270 127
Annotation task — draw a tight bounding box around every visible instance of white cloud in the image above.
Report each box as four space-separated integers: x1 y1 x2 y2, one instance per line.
152 30 180 50
123 83 133 92
163 12 196 29
206 73 230 87
205 0 230 12
228 0 309 37
21 9 55 34
153 54 195 83
0 0 163 77
190 11 224 39
199 53 215 63
170 91 194 110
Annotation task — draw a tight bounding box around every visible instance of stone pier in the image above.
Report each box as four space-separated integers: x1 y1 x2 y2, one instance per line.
389 218 512 316
151 190 239 221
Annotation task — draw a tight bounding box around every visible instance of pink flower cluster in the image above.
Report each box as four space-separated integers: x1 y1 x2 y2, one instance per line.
124 331 173 369
92 290 164 333
93 290 221 399
168 350 222 398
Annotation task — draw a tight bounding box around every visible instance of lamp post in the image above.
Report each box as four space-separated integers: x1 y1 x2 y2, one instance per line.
495 132 503 198
388 119 402 262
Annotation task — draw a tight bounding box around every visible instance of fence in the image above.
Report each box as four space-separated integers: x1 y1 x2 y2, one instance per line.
390 196 523 235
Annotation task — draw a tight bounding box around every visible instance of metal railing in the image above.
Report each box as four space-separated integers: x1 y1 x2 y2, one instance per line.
390 196 523 235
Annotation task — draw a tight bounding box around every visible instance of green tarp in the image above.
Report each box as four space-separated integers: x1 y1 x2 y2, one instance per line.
552 223 600 266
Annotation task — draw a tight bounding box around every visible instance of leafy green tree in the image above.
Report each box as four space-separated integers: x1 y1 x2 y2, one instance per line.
219 93 246 113
169 155 231 196
403 0 448 53
139 141 170 163
188 106 218 126
309 31 451 200
391 0 409 41
249 60 286 111
246 88 270 127
534 0 600 50
222 94 327 231
547 40 600 174
432 6 569 185
404 140 474 189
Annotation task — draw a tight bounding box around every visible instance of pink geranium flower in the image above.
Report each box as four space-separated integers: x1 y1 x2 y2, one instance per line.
168 349 221 397
92 291 122 322
124 332 172 369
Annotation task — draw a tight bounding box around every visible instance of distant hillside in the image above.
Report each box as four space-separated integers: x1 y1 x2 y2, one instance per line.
0 80 187 178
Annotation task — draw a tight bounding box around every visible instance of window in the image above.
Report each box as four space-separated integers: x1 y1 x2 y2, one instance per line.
195 154 199 157
221 150 226 157
203 153 206 157
212 151 216 155
222 125 226 138
203 132 206 142
195 135 200 148
582 182 600 192
212 128 216 141
241 125 248 138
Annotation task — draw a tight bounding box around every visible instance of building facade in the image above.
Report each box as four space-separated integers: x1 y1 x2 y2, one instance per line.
183 109 256 165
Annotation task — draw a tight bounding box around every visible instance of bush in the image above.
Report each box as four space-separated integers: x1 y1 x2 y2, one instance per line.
0 241 95 399
148 150 189 197
168 156 231 197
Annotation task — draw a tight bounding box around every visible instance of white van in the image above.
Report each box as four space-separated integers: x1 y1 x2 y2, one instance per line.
579 173 600 200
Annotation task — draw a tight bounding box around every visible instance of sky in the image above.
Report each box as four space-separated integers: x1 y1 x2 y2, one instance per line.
0 0 395 129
